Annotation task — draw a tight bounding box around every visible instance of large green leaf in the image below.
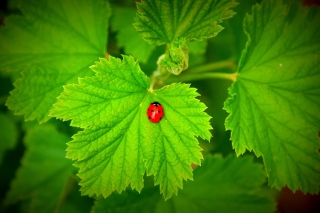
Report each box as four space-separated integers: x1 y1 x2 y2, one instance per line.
224 0 320 193
50 55 212 199
92 155 276 213
0 0 110 122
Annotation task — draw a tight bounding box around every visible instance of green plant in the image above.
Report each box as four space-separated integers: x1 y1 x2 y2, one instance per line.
0 0 319 212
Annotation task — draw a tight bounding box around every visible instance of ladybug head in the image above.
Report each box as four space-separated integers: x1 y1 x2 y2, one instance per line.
152 102 161 106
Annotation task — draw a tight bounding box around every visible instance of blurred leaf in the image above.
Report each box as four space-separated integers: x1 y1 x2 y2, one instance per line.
4 124 73 213
0 0 110 122
92 155 275 213
0 112 18 165
111 6 156 63
187 40 208 55
59 179 93 213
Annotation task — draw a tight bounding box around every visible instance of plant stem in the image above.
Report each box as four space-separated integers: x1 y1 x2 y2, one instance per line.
166 72 237 83
151 54 236 87
55 175 76 213
187 59 236 74
150 54 171 90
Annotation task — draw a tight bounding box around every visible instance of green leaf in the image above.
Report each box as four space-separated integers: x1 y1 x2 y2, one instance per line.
4 124 73 213
50 55 212 199
0 0 110 123
134 0 238 45
92 155 276 213
224 0 320 193
111 7 156 63
0 112 18 165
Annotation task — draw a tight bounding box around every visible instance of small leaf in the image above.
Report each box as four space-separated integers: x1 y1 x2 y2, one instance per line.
4 124 73 213
50 55 212 199
0 0 110 122
134 0 238 45
92 155 276 213
224 0 320 193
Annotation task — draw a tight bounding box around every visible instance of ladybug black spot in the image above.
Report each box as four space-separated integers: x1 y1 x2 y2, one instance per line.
148 116 151 119
151 110 154 112
158 110 161 113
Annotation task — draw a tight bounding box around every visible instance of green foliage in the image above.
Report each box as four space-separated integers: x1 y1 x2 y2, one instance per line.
92 155 275 213
187 40 208 55
224 0 320 193
0 113 18 164
110 6 207 64
111 7 156 63
134 0 238 45
0 0 319 212
1 0 110 122
50 55 212 199
134 0 237 75
6 60 97 123
4 124 73 213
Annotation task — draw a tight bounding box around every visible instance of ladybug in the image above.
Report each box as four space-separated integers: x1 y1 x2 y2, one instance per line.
147 102 164 123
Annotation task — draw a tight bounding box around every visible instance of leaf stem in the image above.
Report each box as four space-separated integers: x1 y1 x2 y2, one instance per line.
166 72 237 83
55 175 76 213
187 59 236 74
150 54 171 90
151 52 236 88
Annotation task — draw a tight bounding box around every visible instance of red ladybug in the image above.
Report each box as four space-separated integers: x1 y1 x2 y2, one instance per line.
147 102 164 123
